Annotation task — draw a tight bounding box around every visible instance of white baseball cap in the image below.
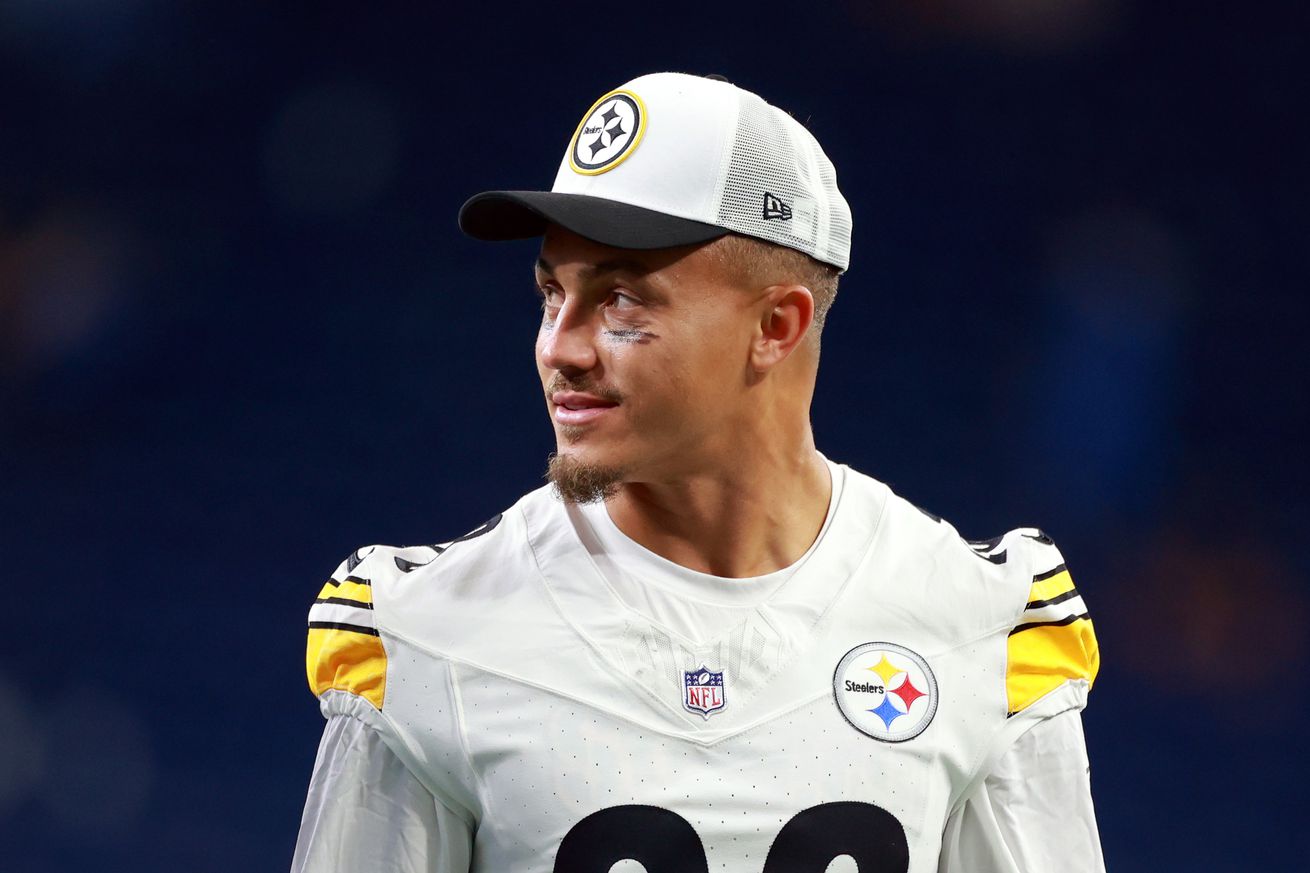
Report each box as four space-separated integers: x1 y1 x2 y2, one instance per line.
458 72 852 271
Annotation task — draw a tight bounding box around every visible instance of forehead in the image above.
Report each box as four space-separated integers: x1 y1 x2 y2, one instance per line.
535 226 725 286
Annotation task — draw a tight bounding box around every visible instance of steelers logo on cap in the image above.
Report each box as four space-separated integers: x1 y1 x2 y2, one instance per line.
833 642 938 743
568 89 647 175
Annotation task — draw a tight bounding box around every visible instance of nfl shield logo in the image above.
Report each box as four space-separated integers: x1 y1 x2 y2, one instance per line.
683 665 726 719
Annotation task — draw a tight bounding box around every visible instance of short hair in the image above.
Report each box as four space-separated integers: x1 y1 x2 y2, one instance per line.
711 233 842 351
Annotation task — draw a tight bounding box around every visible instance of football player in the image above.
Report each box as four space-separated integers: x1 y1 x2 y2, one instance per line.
292 72 1104 873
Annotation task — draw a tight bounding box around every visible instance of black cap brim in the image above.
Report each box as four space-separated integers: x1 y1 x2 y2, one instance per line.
458 191 729 250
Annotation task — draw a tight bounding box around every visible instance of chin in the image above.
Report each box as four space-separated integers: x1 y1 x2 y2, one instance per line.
546 441 630 505
554 423 590 446
554 435 623 467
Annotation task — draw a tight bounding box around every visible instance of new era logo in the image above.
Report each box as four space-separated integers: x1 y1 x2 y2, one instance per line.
762 192 792 221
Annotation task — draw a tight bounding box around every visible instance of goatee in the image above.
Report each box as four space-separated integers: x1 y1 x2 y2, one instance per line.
546 451 626 505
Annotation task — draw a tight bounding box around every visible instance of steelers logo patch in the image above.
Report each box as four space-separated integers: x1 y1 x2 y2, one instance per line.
833 642 938 743
568 89 646 175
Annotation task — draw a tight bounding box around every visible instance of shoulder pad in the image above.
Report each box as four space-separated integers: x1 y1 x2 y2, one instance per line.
303 516 507 709
1005 531 1100 716
305 546 390 709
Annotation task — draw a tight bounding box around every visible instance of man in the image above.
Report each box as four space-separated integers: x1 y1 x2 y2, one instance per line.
292 72 1103 872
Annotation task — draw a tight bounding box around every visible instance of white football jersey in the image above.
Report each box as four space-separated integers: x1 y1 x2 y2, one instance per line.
302 459 1099 873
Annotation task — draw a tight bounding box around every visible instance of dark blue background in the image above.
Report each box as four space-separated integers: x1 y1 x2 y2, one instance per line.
2 2 1306 870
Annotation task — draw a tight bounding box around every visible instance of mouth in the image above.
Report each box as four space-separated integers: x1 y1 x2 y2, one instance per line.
550 391 620 426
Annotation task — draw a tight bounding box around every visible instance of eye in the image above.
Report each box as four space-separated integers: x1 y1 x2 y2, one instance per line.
606 289 640 311
535 285 563 312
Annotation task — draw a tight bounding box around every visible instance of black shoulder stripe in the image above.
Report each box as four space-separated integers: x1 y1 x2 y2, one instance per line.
452 513 503 543
346 550 365 572
1025 588 1081 610
394 514 506 573
314 596 374 610
1009 612 1089 636
964 534 1008 564
1032 562 1068 583
308 620 380 636
1021 530 1054 545
327 574 373 586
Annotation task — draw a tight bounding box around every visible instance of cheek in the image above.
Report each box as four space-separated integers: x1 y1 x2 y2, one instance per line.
684 327 741 393
593 341 665 408
627 339 728 412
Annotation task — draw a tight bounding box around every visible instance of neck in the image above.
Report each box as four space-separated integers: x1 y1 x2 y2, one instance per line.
605 440 833 578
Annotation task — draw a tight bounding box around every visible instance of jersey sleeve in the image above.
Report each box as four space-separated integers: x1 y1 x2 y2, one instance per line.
939 710 1105 873
1005 536 1100 718
291 715 473 873
301 545 483 830
306 548 387 710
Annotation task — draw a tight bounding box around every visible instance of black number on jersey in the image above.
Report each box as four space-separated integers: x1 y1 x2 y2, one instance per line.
554 802 908 873
763 802 908 871
555 805 708 872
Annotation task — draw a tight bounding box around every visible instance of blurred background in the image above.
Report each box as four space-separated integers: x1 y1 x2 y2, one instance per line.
2 1 1306 870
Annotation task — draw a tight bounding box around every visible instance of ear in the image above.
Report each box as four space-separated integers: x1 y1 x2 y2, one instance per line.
748 285 815 374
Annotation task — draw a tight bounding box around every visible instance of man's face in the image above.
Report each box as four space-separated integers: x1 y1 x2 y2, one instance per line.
534 226 757 502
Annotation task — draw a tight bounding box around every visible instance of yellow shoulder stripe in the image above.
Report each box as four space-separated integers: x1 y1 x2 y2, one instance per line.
306 624 386 709
1007 562 1098 715
314 577 373 607
1027 566 1075 605
1007 614 1099 715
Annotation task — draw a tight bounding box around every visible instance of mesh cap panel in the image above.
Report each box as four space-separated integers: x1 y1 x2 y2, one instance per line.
715 91 852 271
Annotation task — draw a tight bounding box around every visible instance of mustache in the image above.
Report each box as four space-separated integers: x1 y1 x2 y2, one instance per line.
544 375 625 405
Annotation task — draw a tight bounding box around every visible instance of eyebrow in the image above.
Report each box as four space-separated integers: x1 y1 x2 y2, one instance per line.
535 256 652 282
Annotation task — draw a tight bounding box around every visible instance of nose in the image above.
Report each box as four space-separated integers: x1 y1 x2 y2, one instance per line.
537 301 599 375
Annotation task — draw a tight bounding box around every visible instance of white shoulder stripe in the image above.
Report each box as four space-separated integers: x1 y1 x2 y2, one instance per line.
309 602 376 628
1022 595 1087 626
